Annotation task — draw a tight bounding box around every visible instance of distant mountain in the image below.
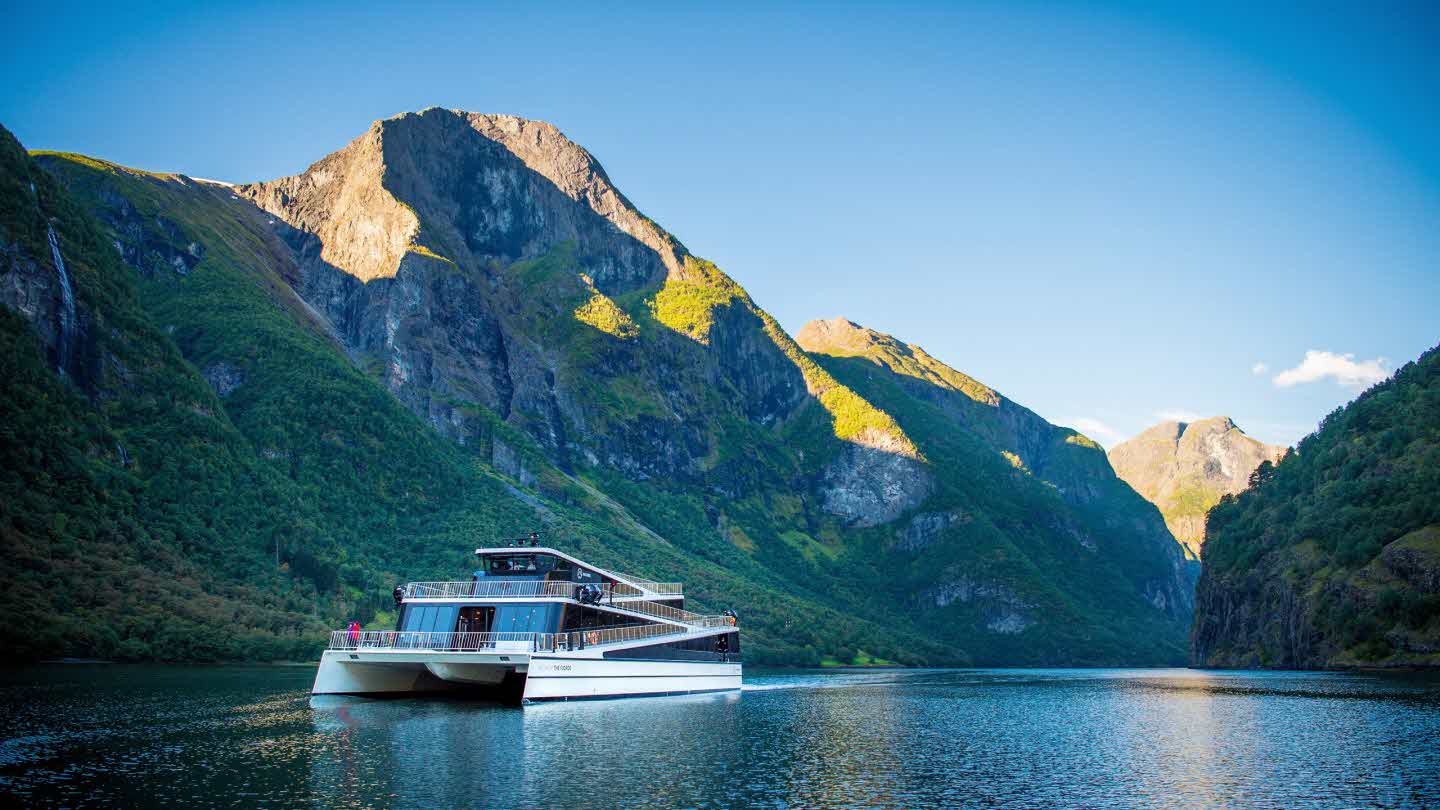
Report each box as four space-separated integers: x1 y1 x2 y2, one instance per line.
1193 344 1440 669
1109 417 1285 560
3 109 1192 665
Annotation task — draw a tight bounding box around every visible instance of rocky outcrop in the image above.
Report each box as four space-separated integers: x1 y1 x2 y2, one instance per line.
1109 417 1285 559
820 436 933 527
923 575 1037 635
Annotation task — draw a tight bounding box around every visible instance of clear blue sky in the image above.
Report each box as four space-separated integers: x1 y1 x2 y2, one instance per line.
4 1 1437 448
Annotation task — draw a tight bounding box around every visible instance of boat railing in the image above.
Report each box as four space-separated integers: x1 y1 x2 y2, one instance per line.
403 580 672 600
328 631 539 651
328 614 738 653
533 622 679 651
605 598 730 627
606 575 684 596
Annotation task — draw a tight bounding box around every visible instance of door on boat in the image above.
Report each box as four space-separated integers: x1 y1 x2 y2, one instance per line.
457 606 495 649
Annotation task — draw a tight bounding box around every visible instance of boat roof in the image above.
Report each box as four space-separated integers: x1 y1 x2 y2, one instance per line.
473 546 657 594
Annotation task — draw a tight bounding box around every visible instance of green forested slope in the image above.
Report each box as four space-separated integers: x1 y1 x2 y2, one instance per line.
2 129 939 665
1194 343 1440 668
797 319 1192 664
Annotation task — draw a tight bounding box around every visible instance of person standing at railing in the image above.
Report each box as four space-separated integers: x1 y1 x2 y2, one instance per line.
348 621 360 647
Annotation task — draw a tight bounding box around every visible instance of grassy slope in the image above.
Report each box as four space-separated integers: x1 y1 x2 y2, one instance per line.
20 148 940 666
1198 343 1440 667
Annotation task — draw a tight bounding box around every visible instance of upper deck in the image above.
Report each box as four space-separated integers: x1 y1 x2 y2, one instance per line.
463 545 683 598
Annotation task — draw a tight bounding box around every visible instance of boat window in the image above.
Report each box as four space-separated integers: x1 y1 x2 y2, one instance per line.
401 605 459 633
491 603 560 634
483 554 558 578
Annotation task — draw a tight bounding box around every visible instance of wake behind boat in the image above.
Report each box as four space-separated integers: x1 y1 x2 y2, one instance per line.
312 537 741 703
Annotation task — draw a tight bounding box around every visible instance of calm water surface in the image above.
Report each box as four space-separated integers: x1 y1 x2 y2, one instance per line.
1 665 1437 808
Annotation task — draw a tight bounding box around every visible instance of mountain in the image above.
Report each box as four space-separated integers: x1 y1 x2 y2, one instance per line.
1193 344 1440 669
4 108 1190 665
796 317 1192 662
1108 417 1285 560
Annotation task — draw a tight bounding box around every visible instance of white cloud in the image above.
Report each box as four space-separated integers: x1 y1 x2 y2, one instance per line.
1251 362 1268 376
1155 409 1202 423
1272 350 1389 389
1067 417 1123 446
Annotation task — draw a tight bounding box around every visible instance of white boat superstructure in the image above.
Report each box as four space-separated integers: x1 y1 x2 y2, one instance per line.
312 542 741 703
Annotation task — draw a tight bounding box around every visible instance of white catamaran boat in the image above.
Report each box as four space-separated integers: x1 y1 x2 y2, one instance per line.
312 539 741 703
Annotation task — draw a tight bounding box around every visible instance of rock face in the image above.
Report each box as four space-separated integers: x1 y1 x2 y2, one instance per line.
799 317 1195 663
1193 344 1440 669
0 174 85 381
1108 417 1285 560
233 108 911 499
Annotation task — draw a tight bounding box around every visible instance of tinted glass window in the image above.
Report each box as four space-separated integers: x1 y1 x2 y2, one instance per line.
493 603 558 633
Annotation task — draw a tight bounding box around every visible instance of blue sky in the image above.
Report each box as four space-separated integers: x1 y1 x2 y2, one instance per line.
4 1 1436 448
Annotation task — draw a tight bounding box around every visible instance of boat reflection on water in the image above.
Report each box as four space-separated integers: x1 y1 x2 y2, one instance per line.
307 689 746 807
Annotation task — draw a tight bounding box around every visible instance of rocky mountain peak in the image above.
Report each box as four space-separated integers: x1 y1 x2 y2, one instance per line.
1109 416 1285 559
237 108 687 289
795 317 878 355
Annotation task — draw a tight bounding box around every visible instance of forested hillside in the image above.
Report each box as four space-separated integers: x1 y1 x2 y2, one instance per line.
1194 343 1440 668
2 126 935 665
797 318 1192 664
2 111 1194 666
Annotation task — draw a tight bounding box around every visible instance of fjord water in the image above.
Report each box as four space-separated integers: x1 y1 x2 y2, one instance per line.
1 666 1436 808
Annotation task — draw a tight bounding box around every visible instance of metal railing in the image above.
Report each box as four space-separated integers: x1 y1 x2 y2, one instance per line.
398 580 731 632
607 574 684 596
328 631 539 651
328 617 739 653
534 622 682 651
603 598 728 627
403 580 597 600
403 579 674 600
404 577 681 599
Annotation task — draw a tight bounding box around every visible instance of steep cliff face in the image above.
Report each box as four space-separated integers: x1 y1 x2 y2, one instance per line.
1109 417 1286 559
0 136 87 383
1194 345 1440 669
798 317 1194 663
234 109 917 506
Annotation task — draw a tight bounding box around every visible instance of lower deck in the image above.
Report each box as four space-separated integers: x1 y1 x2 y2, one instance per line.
313 648 741 703
313 623 742 703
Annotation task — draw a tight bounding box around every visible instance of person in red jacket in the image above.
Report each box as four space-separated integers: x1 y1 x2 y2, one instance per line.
348 621 360 646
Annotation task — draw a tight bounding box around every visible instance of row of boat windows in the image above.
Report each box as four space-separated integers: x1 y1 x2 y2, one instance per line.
399 604 561 634
478 554 603 583
604 632 741 662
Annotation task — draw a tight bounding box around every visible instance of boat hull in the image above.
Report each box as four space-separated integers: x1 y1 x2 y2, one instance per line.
522 656 741 702
312 649 740 703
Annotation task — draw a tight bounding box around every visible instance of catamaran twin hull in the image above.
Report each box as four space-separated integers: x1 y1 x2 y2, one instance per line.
313 632 742 703
312 545 741 703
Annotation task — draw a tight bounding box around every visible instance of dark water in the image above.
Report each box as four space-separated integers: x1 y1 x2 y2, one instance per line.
1 666 1438 808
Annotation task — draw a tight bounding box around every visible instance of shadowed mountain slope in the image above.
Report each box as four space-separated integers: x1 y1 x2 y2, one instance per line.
1194 344 1440 669
798 317 1192 664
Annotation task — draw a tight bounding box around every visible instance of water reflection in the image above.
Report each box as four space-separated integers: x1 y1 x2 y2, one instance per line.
1 665 1438 808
